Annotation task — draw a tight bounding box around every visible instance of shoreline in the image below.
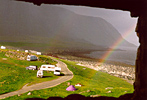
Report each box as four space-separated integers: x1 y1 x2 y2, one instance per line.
55 49 135 67
57 52 135 85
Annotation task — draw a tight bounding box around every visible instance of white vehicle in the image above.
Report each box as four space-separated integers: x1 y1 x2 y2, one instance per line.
25 50 28 53
1 46 6 49
37 52 41 55
40 65 56 71
37 70 43 78
27 55 38 61
26 65 37 70
54 67 61 75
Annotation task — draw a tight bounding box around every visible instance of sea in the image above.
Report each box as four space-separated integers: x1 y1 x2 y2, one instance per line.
84 47 138 66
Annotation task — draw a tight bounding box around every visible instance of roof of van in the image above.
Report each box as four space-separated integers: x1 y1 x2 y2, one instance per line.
41 65 55 67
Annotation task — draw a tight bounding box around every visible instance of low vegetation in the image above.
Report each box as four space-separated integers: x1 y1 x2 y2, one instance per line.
3 58 134 100
0 49 58 94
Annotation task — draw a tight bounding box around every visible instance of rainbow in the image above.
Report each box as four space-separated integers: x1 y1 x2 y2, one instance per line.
100 24 136 64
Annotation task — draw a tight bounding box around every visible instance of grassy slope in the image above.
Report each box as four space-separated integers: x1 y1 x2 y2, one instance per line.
4 59 134 100
0 49 58 94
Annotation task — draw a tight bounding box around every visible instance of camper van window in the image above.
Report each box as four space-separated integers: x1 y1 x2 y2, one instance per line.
48 67 50 68
43 66 46 68
51 67 54 69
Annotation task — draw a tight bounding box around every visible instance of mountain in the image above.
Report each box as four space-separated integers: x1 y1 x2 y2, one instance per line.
0 0 136 52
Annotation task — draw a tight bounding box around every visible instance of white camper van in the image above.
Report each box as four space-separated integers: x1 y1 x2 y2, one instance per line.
27 55 38 61
25 50 28 53
37 70 43 78
37 52 41 55
54 67 61 75
1 46 6 49
40 65 56 71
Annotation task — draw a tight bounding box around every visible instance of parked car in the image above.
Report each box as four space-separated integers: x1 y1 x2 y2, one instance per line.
26 65 37 70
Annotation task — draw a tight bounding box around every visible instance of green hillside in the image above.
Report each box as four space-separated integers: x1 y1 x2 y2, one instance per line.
0 49 58 94
3 56 134 100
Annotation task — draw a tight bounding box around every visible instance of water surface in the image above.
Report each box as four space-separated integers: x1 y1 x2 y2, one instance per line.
85 47 137 65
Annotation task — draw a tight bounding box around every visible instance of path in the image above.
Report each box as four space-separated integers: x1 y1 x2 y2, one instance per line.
0 58 73 99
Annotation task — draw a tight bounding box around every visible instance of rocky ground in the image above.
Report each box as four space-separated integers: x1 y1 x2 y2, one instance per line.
59 55 135 84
